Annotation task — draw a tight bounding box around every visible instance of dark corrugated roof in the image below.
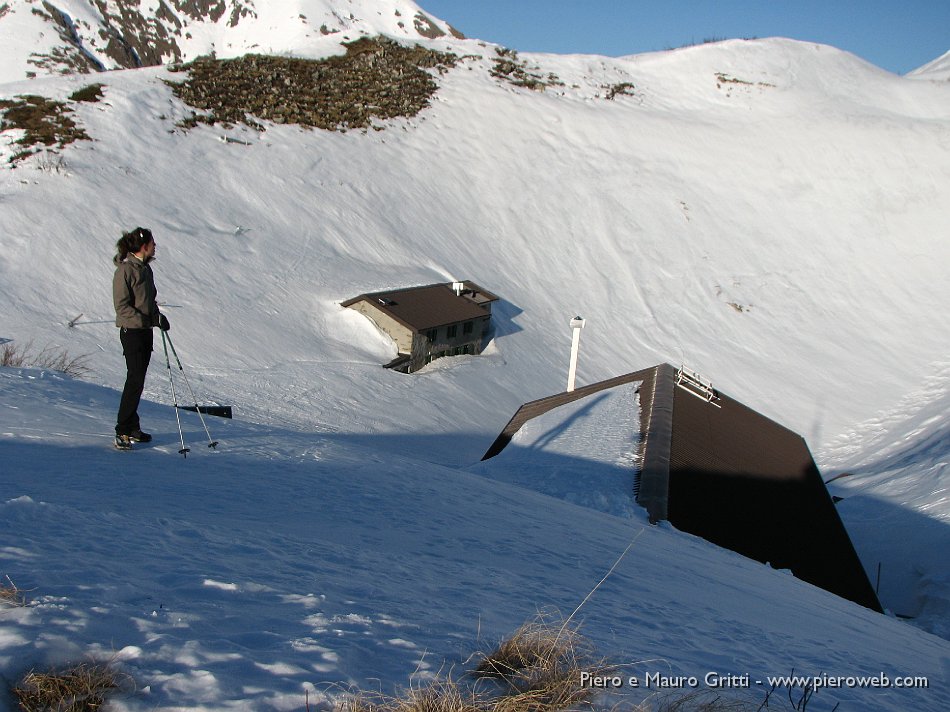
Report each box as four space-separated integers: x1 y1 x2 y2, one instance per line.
342 282 497 332
482 363 883 612
668 384 882 611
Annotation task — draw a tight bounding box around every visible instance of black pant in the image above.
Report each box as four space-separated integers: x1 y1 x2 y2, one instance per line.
116 328 153 435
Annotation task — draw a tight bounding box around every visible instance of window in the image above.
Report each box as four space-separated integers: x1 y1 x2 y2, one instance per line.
447 324 458 338
426 328 438 342
463 321 474 335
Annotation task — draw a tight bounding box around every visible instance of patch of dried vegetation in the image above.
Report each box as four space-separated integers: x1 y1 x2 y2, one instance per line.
0 575 27 607
0 340 92 377
167 36 460 132
0 84 102 164
336 613 614 712
13 662 128 712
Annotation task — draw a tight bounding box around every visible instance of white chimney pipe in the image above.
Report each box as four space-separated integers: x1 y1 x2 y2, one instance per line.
567 316 585 392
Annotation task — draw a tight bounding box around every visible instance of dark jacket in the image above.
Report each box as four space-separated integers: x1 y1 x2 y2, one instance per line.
113 255 159 329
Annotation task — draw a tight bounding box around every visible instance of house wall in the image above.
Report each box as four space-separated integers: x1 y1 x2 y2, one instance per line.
407 315 492 372
349 302 414 353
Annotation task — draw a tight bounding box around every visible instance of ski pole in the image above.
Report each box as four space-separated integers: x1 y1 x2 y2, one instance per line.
161 330 190 457
164 332 218 450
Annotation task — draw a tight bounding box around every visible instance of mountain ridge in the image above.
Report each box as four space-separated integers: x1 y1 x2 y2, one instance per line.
908 49 950 81
3 0 948 86
0 0 462 83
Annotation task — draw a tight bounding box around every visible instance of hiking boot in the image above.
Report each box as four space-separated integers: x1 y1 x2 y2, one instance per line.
129 430 152 443
115 434 133 450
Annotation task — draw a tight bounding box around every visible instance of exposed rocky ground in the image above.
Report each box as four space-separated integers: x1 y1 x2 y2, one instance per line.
25 0 254 75
8 0 460 81
490 47 563 91
167 36 460 131
0 83 101 163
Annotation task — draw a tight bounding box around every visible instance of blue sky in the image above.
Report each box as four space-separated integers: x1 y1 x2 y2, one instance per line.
419 0 949 75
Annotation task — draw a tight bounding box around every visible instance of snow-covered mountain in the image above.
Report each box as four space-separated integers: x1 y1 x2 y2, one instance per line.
1 1 948 709
909 49 950 82
0 0 461 83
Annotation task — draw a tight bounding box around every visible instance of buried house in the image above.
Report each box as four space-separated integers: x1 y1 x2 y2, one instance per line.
342 281 499 373
482 363 883 612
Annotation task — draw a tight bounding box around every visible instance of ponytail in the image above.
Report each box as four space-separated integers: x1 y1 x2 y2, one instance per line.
114 227 154 265
113 235 129 265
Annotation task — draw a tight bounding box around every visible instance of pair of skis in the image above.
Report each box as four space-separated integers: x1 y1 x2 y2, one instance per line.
160 330 218 457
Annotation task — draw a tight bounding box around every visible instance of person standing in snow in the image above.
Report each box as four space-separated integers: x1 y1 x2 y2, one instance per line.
112 226 170 450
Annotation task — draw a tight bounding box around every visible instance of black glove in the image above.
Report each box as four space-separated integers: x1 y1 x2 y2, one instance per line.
158 313 170 332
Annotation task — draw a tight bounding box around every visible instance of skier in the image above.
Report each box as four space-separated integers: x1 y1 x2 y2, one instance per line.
112 227 170 450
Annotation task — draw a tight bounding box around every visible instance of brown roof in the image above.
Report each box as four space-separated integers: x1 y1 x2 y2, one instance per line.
483 363 882 612
668 381 882 611
341 281 498 332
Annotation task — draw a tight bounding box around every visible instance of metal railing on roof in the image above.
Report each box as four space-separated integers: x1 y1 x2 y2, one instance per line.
675 364 721 408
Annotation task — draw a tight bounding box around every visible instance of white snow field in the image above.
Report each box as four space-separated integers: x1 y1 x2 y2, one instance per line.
1 1 948 709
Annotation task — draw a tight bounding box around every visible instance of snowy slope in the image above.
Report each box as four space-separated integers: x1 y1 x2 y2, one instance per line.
1 3 949 709
471 382 644 520
1 37 946 468
826 363 950 639
909 50 950 82
2 367 948 712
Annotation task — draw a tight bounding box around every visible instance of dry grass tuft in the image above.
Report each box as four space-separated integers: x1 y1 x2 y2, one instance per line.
334 613 611 712
333 610 791 712
651 690 753 711
13 662 125 712
0 575 27 607
336 679 484 712
474 613 584 679
472 611 612 712
1 340 91 378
